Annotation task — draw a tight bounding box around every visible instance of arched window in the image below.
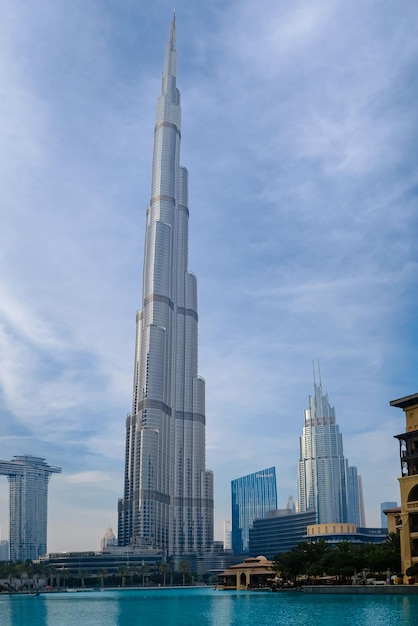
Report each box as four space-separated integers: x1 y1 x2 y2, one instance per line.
407 485 418 502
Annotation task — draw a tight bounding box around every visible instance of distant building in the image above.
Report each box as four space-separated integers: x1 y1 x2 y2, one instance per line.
195 542 241 578
0 540 9 561
285 496 296 513
297 377 361 524
0 455 61 562
223 521 232 551
358 475 366 526
382 506 401 535
306 523 386 545
391 393 418 581
347 466 366 526
40 546 162 576
249 509 317 559
100 527 117 550
380 501 397 529
231 467 278 554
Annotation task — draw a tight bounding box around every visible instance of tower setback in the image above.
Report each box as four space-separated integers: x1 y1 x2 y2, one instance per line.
118 15 214 557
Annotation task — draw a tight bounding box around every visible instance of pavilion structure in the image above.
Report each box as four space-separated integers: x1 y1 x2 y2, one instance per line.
218 555 274 590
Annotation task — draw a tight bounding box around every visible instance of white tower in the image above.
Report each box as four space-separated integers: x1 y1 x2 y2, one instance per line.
118 15 214 556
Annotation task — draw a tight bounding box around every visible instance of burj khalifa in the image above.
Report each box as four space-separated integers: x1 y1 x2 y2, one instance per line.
118 15 214 557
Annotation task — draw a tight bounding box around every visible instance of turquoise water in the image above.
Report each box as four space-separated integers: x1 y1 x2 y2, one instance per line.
1 587 418 626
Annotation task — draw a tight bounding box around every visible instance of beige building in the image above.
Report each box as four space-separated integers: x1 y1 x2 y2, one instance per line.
307 523 357 537
391 393 418 582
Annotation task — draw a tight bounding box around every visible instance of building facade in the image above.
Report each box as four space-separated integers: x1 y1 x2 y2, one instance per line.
347 466 366 527
0 540 9 561
231 467 278 554
223 521 232 551
391 393 418 581
380 501 397 529
249 509 317 559
306 523 386 545
118 15 214 557
297 380 361 524
40 547 162 577
0 455 61 562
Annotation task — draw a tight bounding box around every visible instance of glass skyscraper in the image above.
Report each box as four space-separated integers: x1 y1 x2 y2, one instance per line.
297 381 361 524
0 455 61 562
118 15 214 557
231 467 278 554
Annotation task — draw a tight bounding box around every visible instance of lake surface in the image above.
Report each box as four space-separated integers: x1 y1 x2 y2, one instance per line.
1 587 418 626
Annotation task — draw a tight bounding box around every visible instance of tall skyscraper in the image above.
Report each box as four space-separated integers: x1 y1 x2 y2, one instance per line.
231 467 278 554
118 15 214 557
0 455 61 562
297 378 360 524
347 466 365 527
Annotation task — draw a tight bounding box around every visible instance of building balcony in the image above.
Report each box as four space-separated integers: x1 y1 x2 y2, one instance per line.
406 500 418 511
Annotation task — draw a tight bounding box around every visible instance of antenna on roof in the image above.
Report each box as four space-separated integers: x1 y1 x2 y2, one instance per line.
317 359 322 387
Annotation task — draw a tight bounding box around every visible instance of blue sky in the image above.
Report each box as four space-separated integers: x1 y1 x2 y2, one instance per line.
0 0 417 551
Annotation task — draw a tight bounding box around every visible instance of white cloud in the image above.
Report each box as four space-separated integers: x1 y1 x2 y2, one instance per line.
63 471 116 485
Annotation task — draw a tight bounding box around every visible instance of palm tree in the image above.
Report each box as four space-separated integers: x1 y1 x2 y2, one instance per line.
118 566 130 588
139 563 150 587
178 561 189 587
160 562 173 587
48 567 59 590
98 568 108 589
77 570 86 588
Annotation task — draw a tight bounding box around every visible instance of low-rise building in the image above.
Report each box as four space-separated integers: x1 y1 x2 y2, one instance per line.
306 523 386 544
218 555 274 590
249 509 317 559
39 545 162 577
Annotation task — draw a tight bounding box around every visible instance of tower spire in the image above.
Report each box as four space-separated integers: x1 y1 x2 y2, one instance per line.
163 11 177 81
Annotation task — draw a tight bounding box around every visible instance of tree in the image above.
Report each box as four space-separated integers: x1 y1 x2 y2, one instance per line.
139 564 150 587
98 568 108 589
364 541 400 576
160 562 173 587
77 570 86 588
178 561 189 586
118 566 130 588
